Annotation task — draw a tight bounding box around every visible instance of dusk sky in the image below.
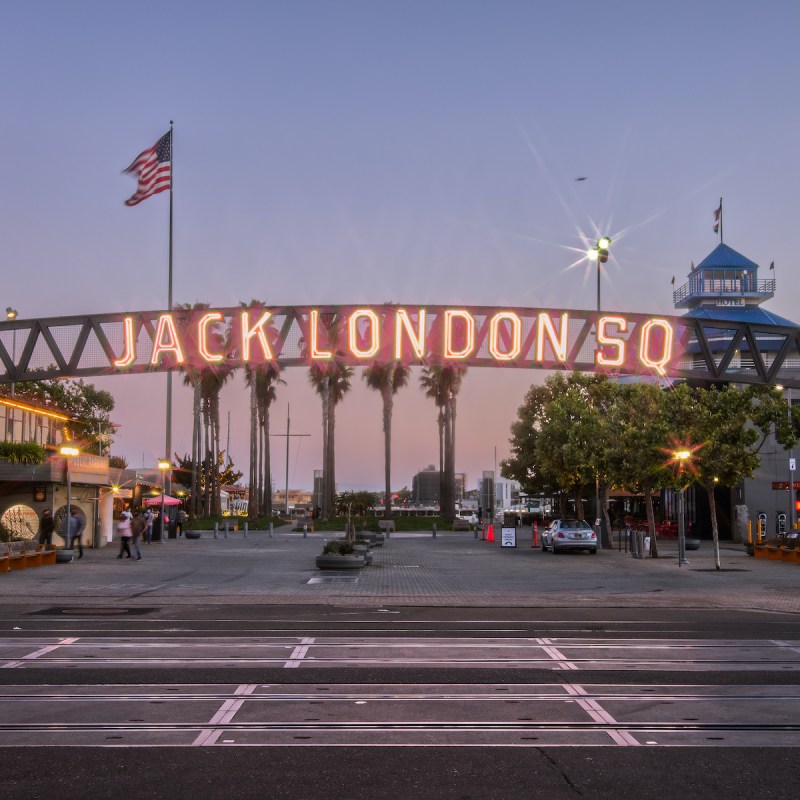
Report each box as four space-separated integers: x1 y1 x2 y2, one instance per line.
2 1 799 492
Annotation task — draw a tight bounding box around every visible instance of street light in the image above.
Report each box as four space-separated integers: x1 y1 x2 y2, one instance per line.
776 385 795 531
673 449 692 567
60 445 80 553
158 460 170 544
586 239 611 547
6 308 17 398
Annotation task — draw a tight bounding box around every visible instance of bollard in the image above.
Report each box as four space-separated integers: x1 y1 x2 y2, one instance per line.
474 526 478 539
224 520 228 539
432 523 437 539
244 521 248 539
213 522 218 539
532 522 538 548
269 522 273 538
303 524 307 538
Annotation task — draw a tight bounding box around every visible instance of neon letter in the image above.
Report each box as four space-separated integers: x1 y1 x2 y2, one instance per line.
596 316 627 368
443 310 475 359
241 310 275 361
349 309 380 359
488 312 522 362
114 316 136 367
536 313 569 362
198 312 225 363
309 309 333 360
394 308 427 359
639 318 674 376
150 314 186 365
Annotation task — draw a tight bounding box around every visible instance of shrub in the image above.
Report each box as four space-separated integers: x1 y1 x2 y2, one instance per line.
0 441 46 465
322 539 355 556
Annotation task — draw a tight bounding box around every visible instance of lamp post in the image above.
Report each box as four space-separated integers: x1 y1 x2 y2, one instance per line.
776 385 796 531
158 460 170 543
674 449 691 567
587 239 611 547
60 446 80 551
5 308 17 399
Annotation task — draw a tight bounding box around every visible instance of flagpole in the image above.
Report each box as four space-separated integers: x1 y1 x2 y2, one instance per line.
719 196 723 244
165 120 174 500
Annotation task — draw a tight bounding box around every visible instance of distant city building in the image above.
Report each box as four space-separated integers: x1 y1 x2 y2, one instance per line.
412 465 466 505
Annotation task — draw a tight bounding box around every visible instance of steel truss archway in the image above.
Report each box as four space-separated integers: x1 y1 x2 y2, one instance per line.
0 304 798 388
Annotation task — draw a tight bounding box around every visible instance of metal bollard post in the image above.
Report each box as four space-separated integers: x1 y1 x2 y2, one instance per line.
213 522 218 539
224 520 228 539
303 524 307 538
244 521 248 539
432 523 437 538
474 525 478 539
269 522 273 538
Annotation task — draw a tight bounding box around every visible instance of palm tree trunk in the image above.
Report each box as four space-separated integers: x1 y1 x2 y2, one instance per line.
212 391 222 516
203 400 211 516
264 403 273 519
327 397 336 517
383 383 392 519
191 381 201 518
320 379 330 517
644 486 658 557
442 396 454 522
248 378 257 521
450 393 458 507
437 406 445 512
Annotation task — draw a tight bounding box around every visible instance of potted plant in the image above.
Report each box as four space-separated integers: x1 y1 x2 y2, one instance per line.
315 538 366 570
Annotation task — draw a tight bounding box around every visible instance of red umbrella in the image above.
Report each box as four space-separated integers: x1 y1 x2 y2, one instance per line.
143 494 182 507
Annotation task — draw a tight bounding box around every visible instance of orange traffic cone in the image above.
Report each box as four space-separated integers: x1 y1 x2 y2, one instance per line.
532 521 538 548
486 523 495 542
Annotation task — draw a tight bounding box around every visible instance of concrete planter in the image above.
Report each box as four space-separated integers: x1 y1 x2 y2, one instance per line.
685 539 701 551
56 549 74 563
185 531 202 540
315 554 366 570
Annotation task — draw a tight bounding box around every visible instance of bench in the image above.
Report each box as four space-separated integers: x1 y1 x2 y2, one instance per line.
20 540 43 567
0 543 27 571
452 518 471 531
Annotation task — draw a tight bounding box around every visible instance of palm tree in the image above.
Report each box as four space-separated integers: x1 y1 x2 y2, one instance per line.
240 301 283 521
309 362 353 518
419 365 467 522
364 362 410 518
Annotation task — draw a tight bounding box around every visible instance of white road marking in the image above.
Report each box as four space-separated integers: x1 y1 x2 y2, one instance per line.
1 637 79 669
284 637 315 668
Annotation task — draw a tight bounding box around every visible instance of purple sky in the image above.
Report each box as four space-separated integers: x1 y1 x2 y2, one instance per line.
2 1 799 491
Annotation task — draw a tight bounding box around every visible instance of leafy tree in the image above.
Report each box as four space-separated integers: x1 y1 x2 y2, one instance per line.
10 378 115 454
172 451 243 513
109 455 128 469
0 441 46 464
335 490 379 541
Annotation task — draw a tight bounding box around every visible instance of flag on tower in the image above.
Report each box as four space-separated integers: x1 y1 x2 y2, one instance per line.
713 202 722 233
671 276 675 286
123 130 172 206
770 261 775 270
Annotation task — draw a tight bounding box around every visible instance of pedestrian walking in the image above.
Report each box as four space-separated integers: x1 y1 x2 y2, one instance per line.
143 508 153 544
131 509 146 561
176 508 187 536
117 509 133 559
38 509 55 547
69 507 85 559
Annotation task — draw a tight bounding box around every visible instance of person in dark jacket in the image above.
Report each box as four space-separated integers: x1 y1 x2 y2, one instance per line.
38 510 55 546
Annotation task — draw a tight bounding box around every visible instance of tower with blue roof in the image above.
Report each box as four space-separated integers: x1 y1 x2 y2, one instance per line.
673 243 794 328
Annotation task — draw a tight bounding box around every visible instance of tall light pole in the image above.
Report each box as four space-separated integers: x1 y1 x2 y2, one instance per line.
5 308 17 398
674 449 691 567
776 385 796 531
587 238 611 547
60 445 80 551
158 460 170 543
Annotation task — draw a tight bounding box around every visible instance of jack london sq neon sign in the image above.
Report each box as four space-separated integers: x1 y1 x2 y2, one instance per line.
0 304 798 386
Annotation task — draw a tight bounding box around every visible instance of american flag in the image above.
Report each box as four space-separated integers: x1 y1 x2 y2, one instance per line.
123 130 171 206
713 203 721 233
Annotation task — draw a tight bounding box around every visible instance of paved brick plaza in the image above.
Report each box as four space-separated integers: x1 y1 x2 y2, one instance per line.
2 527 797 613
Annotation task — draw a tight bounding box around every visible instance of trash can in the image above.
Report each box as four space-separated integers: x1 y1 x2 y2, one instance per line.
168 516 177 539
152 515 163 542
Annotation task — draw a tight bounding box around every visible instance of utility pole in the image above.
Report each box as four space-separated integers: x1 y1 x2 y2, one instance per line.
270 404 310 516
